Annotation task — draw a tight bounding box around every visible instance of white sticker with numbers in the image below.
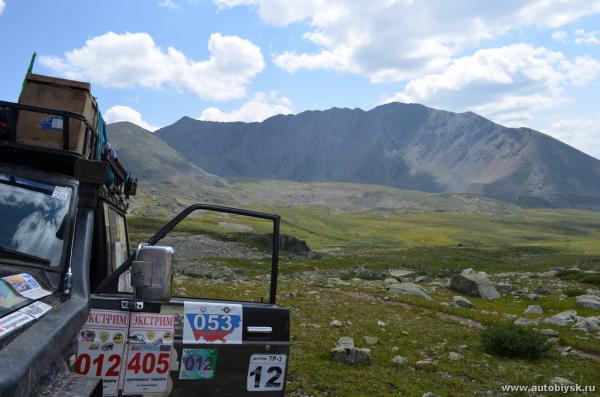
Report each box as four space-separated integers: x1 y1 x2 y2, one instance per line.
51 186 71 201
246 354 287 392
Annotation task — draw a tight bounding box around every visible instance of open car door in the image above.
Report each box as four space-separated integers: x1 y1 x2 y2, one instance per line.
82 205 290 396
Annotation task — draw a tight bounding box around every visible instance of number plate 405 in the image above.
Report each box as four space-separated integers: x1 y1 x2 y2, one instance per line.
246 354 287 392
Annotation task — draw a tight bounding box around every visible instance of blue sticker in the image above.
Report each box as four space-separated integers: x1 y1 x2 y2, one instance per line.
39 115 63 131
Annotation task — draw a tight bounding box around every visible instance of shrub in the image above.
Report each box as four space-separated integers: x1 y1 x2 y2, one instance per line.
557 270 600 286
480 323 551 360
564 287 584 297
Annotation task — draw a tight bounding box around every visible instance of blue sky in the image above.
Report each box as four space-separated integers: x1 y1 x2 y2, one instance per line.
1 0 599 157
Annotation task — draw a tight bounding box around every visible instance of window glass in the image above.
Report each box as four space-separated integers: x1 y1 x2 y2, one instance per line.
0 174 72 267
103 203 131 292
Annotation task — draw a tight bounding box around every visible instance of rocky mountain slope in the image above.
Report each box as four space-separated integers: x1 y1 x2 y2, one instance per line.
155 103 600 208
107 122 234 209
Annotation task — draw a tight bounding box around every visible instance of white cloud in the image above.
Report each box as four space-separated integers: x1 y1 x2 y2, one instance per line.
548 116 600 158
382 44 600 126
217 0 600 82
574 29 600 45
199 91 293 122
40 31 265 100
551 30 567 43
104 105 158 131
0 0 5 14
158 0 178 9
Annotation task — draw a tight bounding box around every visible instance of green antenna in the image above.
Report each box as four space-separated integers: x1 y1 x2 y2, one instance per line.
19 52 37 99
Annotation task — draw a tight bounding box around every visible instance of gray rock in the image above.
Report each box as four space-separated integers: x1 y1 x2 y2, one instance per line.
539 328 560 337
524 305 544 315
390 355 407 365
539 270 559 278
353 265 387 280
416 358 433 366
533 286 551 295
449 269 501 300
388 269 416 279
550 377 575 386
547 337 560 345
576 295 600 311
330 319 343 327
363 336 379 345
387 282 434 301
391 346 399 353
573 317 600 332
527 293 540 301
496 282 518 292
330 337 371 364
422 393 438 397
453 295 473 308
448 352 462 361
544 310 578 327
415 275 429 283
514 317 538 326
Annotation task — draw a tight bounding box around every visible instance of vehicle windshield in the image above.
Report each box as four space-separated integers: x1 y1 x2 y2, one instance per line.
0 174 73 267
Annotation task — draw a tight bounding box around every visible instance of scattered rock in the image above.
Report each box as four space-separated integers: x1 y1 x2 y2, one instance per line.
514 317 538 326
449 269 501 300
544 310 578 327
533 286 551 295
524 305 544 315
363 336 379 345
388 269 416 280
386 282 434 301
422 393 438 397
550 377 575 386
453 296 473 308
539 270 559 278
539 329 560 337
448 352 462 361
377 320 386 327
330 320 343 328
353 265 388 280
527 293 540 301
416 358 433 366
330 337 371 364
495 282 518 293
576 295 600 311
390 355 407 365
391 346 399 353
573 317 600 333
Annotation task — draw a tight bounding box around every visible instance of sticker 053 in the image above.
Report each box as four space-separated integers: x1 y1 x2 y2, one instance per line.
246 354 287 392
183 301 243 344
179 349 218 380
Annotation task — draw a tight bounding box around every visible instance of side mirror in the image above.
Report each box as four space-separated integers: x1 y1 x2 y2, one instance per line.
131 245 174 302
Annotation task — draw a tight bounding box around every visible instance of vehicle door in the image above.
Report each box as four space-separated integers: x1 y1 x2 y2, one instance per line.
83 204 290 397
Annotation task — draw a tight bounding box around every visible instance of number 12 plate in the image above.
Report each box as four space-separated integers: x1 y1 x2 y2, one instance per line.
246 354 287 392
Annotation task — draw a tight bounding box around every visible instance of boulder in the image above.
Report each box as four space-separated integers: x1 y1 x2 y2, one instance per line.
514 317 538 326
576 295 600 311
330 319 343 328
416 358 433 366
527 293 540 301
496 282 519 293
544 310 578 327
539 328 560 337
387 282 434 301
330 337 371 364
448 352 462 361
453 296 473 308
524 305 544 315
390 355 407 365
363 336 379 345
353 265 388 280
388 269 416 279
449 269 500 300
550 377 575 386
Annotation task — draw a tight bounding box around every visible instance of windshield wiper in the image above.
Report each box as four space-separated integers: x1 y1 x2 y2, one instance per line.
0 245 51 265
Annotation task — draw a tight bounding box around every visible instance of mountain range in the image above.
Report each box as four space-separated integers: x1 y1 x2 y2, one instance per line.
108 102 600 210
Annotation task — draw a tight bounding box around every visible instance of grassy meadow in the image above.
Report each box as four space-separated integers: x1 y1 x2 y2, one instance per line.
128 197 600 396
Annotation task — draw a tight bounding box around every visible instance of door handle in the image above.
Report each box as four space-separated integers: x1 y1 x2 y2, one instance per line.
246 326 272 334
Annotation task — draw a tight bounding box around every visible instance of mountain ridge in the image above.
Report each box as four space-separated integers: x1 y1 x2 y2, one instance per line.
133 102 600 209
